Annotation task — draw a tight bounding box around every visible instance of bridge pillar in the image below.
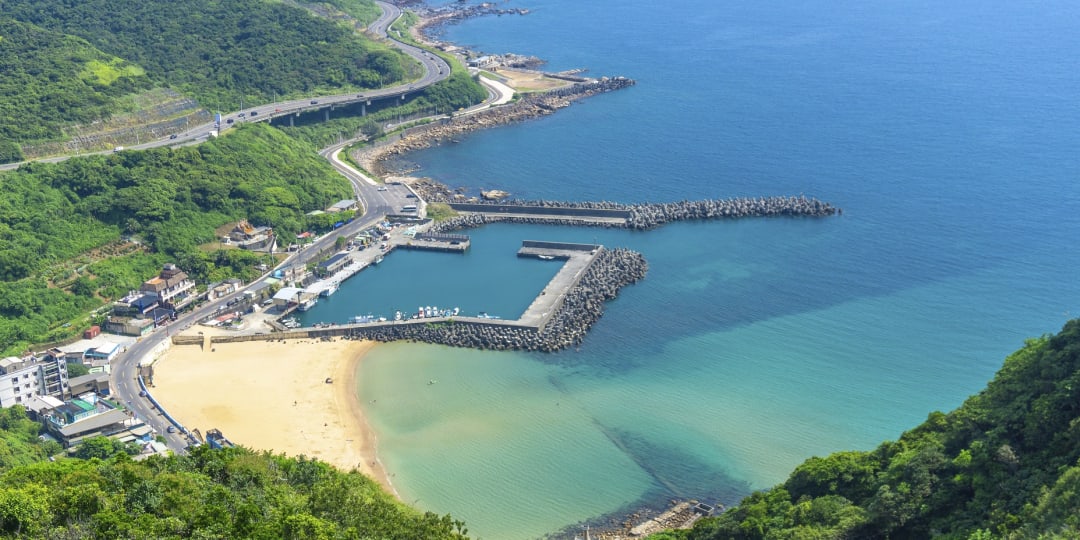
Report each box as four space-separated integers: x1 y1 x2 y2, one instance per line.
289 115 294 127
325 109 330 122
361 104 366 117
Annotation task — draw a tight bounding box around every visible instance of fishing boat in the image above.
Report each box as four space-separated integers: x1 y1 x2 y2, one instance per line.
297 297 318 312
394 310 403 321
538 255 555 260
320 283 338 297
477 312 501 319
350 314 375 324
373 255 383 265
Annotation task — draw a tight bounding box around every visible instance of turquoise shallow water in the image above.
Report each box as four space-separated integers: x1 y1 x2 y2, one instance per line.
304 0 1080 537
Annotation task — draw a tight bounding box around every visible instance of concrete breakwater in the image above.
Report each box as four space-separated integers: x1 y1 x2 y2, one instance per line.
423 194 839 233
354 77 636 176
312 247 648 352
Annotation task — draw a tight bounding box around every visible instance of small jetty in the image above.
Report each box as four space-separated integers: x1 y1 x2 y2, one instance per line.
202 242 647 354
399 232 470 253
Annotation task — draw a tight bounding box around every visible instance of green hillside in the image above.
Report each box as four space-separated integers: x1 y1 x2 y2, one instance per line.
0 0 409 111
657 319 1080 540
0 0 409 154
0 414 468 539
0 19 154 159
0 124 351 355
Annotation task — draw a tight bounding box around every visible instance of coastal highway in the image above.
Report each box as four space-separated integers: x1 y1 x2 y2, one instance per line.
102 0 446 452
0 1 450 172
111 175 410 452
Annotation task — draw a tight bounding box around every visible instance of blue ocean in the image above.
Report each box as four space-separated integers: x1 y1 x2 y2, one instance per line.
304 0 1080 537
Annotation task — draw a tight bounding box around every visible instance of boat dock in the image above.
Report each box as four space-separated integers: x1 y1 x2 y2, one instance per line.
398 232 470 253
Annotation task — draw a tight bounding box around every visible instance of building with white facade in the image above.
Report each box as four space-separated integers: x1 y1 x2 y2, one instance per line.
140 263 195 308
0 353 69 408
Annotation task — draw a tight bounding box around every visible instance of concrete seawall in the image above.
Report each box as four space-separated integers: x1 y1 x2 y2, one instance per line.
202 247 646 352
426 195 838 235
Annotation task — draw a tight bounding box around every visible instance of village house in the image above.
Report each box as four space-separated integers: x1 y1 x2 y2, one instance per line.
229 219 275 251
326 199 358 213
140 263 196 309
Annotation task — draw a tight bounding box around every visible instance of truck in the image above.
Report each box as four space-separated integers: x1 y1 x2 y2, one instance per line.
205 428 235 449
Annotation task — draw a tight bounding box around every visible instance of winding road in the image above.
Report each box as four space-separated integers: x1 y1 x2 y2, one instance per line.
101 1 456 452
0 1 451 172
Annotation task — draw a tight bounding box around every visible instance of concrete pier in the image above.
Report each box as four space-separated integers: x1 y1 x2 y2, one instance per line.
204 242 647 353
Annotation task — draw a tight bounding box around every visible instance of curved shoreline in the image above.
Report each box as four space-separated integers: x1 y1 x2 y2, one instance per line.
150 337 397 495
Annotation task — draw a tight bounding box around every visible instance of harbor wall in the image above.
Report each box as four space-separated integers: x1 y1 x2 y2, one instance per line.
426 194 839 231
205 248 646 352
449 203 631 218
521 240 598 251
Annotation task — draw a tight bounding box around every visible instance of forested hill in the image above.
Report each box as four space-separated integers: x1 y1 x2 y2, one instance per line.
0 19 153 161
0 0 410 151
655 319 1080 540
0 418 470 539
0 124 352 355
0 0 408 111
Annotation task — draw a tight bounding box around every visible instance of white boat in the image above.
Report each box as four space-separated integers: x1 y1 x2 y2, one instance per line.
320 283 338 297
538 255 555 260
373 255 383 265
452 307 460 316
350 315 375 324
477 312 501 319
394 311 403 321
297 298 318 312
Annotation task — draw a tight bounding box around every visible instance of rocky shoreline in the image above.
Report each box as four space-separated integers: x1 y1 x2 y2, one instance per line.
339 247 647 352
352 77 636 176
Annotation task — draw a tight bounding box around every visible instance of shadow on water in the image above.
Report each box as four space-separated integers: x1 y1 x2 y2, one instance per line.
541 426 751 539
544 374 750 539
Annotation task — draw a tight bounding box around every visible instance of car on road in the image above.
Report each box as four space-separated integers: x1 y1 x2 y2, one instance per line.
405 193 417 198
238 113 245 118
139 390 148 397
377 186 388 191
169 134 178 140
310 100 319 105
226 119 234 124
250 111 257 116
167 426 177 433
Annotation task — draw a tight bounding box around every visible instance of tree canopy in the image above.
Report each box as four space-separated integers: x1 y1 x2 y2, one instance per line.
658 319 1080 540
0 406 469 540
0 124 351 354
0 0 412 150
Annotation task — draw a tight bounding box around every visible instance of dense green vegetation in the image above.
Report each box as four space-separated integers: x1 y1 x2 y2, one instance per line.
0 0 414 112
0 407 468 539
0 407 61 471
0 124 351 354
657 319 1080 540
0 19 152 148
309 0 383 27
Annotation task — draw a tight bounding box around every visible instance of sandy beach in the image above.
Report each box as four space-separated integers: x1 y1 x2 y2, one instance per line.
150 336 395 494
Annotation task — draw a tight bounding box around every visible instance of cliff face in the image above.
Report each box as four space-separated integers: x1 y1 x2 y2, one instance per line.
671 319 1080 540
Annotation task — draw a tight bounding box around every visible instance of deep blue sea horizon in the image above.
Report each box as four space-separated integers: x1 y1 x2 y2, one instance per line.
306 1 1080 537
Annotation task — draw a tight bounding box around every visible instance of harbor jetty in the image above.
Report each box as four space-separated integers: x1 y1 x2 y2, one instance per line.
202 246 647 353
421 193 839 232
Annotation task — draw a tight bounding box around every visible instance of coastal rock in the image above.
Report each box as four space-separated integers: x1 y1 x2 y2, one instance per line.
481 189 510 200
